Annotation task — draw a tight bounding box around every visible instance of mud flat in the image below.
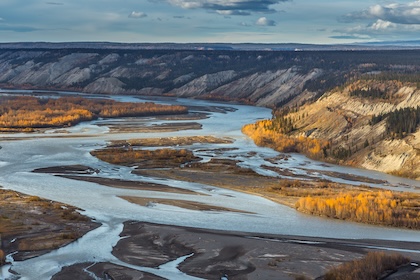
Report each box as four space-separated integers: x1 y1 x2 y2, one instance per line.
52 222 420 280
108 135 233 148
100 120 203 133
134 158 352 209
120 196 254 213
0 188 98 263
67 175 202 194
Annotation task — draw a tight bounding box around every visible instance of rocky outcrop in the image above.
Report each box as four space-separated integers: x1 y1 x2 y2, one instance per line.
171 70 237 97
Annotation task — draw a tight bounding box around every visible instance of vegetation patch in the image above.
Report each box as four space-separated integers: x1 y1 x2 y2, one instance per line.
325 251 410 280
108 136 233 148
91 147 200 168
296 190 420 229
0 189 97 263
0 96 187 131
242 119 328 159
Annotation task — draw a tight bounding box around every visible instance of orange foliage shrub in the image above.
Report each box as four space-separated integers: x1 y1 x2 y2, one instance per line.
0 249 4 265
0 96 187 130
325 251 409 280
242 120 328 159
91 148 197 166
296 190 420 229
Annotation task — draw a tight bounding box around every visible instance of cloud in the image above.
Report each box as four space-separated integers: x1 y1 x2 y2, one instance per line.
46 2 64 5
216 10 250 16
0 25 41 32
128 11 147 19
329 35 370 40
166 0 289 15
370 19 397 31
256 17 276 26
332 19 420 41
342 1 420 25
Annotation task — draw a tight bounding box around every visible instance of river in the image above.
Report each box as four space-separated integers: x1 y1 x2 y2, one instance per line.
1 90 420 279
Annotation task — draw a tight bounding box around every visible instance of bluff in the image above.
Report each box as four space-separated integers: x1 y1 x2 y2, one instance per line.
270 80 420 179
1 47 419 107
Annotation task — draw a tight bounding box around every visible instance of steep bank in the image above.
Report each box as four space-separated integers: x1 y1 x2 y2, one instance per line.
1 47 420 107
245 80 420 179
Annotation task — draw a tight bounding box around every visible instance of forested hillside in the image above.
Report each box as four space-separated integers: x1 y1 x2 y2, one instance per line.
244 76 420 179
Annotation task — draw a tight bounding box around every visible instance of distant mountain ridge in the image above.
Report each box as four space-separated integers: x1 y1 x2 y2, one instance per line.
0 45 419 107
1 41 420 51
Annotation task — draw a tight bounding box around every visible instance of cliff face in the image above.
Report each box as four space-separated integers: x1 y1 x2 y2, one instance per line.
284 80 420 178
3 48 418 107
0 49 322 107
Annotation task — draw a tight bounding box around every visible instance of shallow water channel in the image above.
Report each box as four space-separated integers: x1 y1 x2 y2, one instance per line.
1 91 420 279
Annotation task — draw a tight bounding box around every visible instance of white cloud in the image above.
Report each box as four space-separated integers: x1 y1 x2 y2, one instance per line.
216 10 250 16
333 19 420 40
256 17 276 26
344 1 420 24
128 11 147 19
370 19 397 31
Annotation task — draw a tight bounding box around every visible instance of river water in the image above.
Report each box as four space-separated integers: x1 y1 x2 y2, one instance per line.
1 91 420 279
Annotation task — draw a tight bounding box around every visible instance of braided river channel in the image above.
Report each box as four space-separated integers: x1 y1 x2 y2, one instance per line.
1 90 420 279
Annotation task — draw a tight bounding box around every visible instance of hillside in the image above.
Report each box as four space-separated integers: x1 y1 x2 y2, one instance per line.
1 47 420 107
245 79 420 179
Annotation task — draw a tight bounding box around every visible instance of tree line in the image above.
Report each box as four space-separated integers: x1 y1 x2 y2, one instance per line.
370 106 420 138
296 190 420 229
349 88 388 99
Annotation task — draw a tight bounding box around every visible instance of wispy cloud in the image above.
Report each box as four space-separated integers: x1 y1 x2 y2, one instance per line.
256 17 276 26
329 35 370 40
166 0 289 15
216 10 250 16
0 25 41 32
46 2 64 5
128 11 148 19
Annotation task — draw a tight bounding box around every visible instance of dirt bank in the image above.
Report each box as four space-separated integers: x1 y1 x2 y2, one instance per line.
0 188 98 263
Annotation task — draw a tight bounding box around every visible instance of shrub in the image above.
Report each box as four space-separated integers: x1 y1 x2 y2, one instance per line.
325 252 409 280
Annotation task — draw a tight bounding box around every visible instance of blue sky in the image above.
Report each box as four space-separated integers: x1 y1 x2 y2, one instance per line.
0 0 420 44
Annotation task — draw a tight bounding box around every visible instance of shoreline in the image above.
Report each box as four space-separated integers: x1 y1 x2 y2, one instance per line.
0 188 99 264
51 221 420 280
2 91 420 278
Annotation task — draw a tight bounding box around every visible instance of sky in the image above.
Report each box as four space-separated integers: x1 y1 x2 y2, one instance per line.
0 0 420 44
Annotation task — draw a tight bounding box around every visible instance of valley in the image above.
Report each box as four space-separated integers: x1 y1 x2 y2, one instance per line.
1 91 420 279
1 45 420 279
